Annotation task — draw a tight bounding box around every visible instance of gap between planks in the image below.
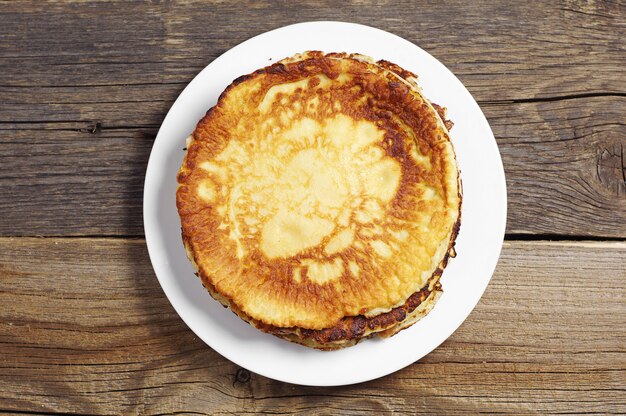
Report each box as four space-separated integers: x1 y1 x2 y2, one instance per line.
1 236 623 244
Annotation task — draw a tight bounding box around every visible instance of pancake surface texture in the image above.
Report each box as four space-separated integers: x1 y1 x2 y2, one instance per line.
177 51 461 349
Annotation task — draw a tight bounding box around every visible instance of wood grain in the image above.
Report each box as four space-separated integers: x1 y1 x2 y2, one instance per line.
1 97 624 237
0 1 623 100
0 2 624 413
492 96 626 236
0 238 624 414
0 0 624 237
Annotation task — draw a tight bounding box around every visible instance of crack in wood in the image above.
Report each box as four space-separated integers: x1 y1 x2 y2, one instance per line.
0 81 189 89
78 122 101 134
559 7 618 20
480 92 626 105
0 409 109 416
620 144 626 185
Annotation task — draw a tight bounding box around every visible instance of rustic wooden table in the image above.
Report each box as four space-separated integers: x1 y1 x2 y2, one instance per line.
1 1 625 414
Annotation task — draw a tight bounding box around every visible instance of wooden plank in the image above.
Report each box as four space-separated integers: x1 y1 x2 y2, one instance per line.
0 1 623 102
0 1 625 237
0 238 624 414
0 128 155 236
1 96 624 237
491 96 626 236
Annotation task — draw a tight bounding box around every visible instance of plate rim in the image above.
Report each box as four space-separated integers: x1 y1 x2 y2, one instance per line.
143 20 507 386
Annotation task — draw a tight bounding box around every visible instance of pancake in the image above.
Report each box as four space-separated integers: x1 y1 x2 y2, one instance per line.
177 51 461 349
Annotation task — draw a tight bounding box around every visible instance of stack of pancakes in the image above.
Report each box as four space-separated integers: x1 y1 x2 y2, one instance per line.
177 51 461 349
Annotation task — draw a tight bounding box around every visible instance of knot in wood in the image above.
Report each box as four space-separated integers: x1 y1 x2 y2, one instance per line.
235 368 251 383
596 144 626 197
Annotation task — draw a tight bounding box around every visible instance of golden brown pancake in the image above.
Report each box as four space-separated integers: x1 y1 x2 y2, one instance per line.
177 51 461 349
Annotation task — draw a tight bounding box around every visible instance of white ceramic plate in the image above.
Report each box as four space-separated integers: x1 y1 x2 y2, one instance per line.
144 21 506 386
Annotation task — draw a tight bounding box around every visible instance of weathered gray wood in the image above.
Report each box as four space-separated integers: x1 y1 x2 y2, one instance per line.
1 1 625 237
493 96 626 236
0 128 155 236
0 1 623 100
0 238 624 414
1 96 624 237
